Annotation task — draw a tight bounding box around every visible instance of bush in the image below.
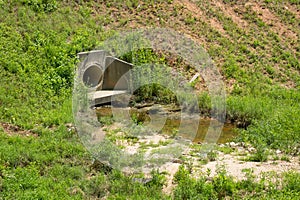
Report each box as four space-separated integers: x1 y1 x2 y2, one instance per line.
21 0 57 13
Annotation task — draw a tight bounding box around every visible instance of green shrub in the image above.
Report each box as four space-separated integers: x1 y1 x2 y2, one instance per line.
21 0 57 13
283 171 300 192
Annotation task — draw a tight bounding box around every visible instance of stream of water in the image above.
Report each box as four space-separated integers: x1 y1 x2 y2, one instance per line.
96 105 237 144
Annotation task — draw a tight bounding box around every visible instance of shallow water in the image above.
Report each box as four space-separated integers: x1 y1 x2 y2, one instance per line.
96 105 237 144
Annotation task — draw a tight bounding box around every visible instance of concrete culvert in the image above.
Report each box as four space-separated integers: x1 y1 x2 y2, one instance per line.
82 64 103 88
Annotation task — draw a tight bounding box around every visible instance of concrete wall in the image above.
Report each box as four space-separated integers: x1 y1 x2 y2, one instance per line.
102 56 133 91
78 51 133 91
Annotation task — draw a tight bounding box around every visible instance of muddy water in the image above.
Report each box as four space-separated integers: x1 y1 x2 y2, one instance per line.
96 105 237 144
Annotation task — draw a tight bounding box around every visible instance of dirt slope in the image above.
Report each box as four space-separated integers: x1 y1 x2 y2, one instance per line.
90 0 299 91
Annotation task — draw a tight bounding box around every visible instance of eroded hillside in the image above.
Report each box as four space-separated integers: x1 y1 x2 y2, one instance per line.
84 0 299 93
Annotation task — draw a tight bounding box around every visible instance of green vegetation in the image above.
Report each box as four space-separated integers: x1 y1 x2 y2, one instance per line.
174 165 300 199
0 0 299 199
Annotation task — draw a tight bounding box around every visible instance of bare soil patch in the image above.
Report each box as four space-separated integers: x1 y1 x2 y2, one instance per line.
101 114 300 194
211 0 249 30
175 0 228 36
0 122 38 137
250 2 297 40
285 3 300 20
198 153 300 181
161 146 300 194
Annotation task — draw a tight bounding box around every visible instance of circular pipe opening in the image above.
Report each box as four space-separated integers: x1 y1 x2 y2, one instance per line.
82 64 103 88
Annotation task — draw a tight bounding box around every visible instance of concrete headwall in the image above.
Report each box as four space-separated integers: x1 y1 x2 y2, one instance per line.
78 50 133 91
102 56 133 91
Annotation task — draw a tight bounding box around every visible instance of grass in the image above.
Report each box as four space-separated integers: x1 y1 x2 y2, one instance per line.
173 165 300 199
0 0 299 199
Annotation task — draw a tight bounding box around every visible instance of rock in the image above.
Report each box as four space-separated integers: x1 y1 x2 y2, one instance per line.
229 142 238 148
248 147 256 153
237 147 244 153
276 149 281 154
240 142 246 147
65 123 75 132
135 102 154 109
172 159 183 164
65 123 73 128
132 178 152 184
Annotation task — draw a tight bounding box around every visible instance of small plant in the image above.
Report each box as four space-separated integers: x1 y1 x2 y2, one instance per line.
158 139 172 146
272 155 279 161
184 14 196 25
170 128 178 138
280 155 290 162
207 150 218 161
199 158 209 165
145 170 166 189
239 168 256 190
245 146 269 162
283 171 300 192
218 146 233 154
99 116 114 126
213 166 236 199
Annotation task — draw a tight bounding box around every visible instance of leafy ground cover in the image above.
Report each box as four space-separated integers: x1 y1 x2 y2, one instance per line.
0 0 299 199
